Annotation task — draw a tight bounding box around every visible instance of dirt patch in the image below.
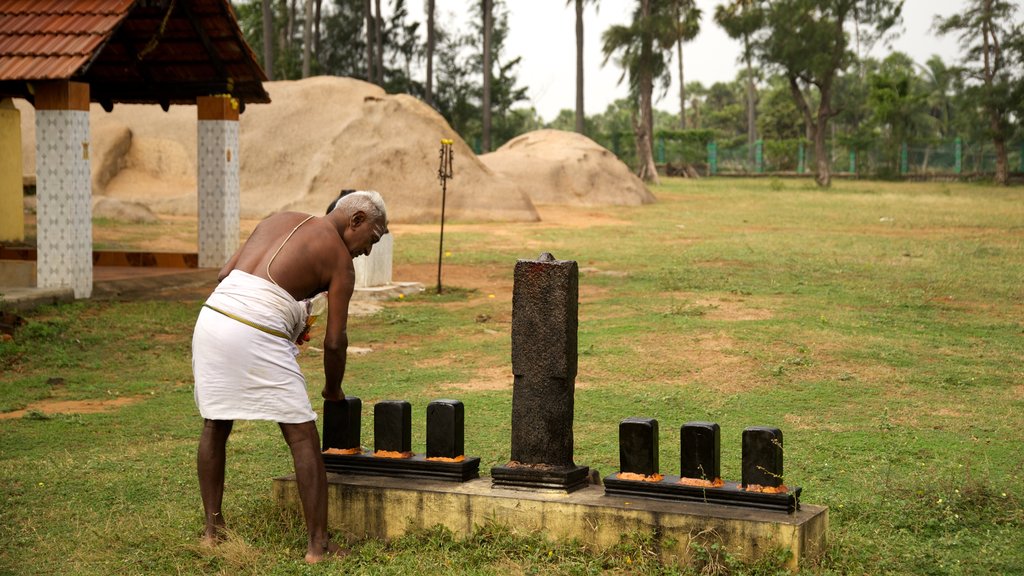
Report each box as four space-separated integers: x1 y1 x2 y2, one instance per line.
637 331 769 394
0 396 144 420
660 292 776 322
434 365 513 393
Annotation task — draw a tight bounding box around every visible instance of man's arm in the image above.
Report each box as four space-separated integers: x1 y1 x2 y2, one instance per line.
321 260 355 401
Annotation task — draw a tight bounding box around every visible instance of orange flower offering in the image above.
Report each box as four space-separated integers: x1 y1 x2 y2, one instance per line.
373 450 414 459
616 472 664 482
425 455 465 462
322 447 362 455
743 484 789 494
678 477 725 488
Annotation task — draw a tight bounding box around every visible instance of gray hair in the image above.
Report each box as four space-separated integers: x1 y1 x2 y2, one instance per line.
331 190 387 226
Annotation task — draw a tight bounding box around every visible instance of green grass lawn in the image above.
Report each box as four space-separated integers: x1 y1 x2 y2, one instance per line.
2 177 1022 575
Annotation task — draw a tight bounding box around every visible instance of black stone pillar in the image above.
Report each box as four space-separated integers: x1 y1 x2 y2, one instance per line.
742 426 784 488
374 400 412 454
426 399 464 459
491 252 589 491
619 418 659 476
680 421 720 481
322 397 362 452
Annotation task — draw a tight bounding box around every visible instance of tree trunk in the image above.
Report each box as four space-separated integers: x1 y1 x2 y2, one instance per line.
788 75 830 187
313 0 322 67
425 0 435 106
745 37 755 165
286 0 296 52
261 0 274 79
482 0 493 152
301 0 312 77
374 0 383 84
364 0 374 82
676 38 686 129
575 0 585 134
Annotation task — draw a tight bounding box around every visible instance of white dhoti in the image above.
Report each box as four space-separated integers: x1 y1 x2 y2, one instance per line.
192 270 316 423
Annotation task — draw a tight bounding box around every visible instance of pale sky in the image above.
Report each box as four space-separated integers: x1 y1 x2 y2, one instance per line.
401 0 966 123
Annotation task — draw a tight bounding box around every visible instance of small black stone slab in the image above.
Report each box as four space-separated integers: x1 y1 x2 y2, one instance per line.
426 399 464 459
619 417 659 476
680 421 720 481
374 400 412 454
323 452 481 482
490 464 591 493
603 474 801 513
742 426 784 489
322 397 362 452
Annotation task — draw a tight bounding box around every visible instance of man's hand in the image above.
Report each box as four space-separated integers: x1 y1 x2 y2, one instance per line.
321 387 344 402
296 327 311 345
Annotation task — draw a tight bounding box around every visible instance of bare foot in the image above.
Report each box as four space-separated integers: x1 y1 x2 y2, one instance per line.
199 526 227 548
305 540 346 564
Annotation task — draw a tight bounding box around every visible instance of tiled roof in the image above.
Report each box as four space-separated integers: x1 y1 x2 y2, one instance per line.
0 0 136 80
0 0 270 105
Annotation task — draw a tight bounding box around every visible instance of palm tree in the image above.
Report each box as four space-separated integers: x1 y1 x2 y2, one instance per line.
714 0 763 163
664 0 701 129
261 0 274 79
364 0 374 81
566 0 600 134
374 0 384 84
425 0 435 106
602 0 670 183
302 0 313 77
482 0 493 152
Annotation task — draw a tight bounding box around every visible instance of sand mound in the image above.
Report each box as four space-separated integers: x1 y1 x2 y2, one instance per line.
16 78 652 222
480 129 654 206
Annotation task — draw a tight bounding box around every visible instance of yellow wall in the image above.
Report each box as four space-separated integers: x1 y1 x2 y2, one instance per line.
0 98 25 242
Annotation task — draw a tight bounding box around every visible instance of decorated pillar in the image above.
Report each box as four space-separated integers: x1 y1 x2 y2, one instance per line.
196 95 240 269
34 81 92 297
0 98 24 242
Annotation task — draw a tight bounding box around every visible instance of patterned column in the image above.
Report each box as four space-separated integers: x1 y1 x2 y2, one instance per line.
196 95 240 269
34 81 92 298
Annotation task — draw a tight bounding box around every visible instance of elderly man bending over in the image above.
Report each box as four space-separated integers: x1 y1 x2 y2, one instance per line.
191 191 388 563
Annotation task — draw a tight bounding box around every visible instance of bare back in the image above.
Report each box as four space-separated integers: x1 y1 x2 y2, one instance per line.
221 212 353 302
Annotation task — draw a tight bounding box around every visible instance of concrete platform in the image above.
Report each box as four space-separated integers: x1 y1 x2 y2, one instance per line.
273 473 828 572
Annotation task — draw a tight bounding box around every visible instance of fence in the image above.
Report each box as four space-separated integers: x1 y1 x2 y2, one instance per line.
595 133 1024 179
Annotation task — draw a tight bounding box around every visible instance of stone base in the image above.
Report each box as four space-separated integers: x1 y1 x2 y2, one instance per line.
604 474 801 513
323 452 480 482
490 464 590 493
353 282 423 301
273 473 828 572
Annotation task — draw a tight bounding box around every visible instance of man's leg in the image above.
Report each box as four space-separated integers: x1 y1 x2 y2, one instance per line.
198 419 233 544
279 420 339 563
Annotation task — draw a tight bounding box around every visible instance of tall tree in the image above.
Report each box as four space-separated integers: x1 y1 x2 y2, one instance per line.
374 0 384 84
261 0 275 79
715 0 763 161
364 0 375 81
935 0 1022 184
481 0 493 152
602 0 671 183
302 0 313 77
567 0 599 134
752 0 902 187
664 0 701 130
425 0 435 106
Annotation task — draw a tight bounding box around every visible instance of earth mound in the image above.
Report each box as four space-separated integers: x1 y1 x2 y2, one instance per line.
479 129 654 206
